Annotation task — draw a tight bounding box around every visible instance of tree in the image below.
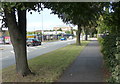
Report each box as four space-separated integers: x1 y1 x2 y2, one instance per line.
70 27 73 35
84 20 98 39
0 2 107 76
57 28 62 31
97 2 120 83
65 31 71 34
1 2 42 76
43 2 104 45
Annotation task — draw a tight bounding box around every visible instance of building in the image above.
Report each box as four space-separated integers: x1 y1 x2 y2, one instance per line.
53 27 72 32
43 31 65 35
35 30 42 33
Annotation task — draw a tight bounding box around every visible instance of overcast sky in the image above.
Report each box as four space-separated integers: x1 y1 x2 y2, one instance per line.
27 8 77 32
0 8 77 32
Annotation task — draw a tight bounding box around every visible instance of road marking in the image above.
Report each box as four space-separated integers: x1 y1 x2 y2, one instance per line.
29 47 37 49
37 46 46 48
36 46 42 47
10 51 14 54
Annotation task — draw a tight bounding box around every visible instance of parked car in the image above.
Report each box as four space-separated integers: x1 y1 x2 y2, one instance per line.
68 36 73 39
60 37 67 41
26 38 41 46
4 36 11 44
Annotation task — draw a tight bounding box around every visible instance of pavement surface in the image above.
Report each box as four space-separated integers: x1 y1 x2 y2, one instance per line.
0 39 76 69
58 40 104 82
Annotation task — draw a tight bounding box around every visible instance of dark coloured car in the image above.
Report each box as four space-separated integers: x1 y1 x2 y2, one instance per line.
27 38 41 46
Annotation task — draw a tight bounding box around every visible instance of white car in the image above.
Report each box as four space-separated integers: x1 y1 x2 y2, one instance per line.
69 36 73 39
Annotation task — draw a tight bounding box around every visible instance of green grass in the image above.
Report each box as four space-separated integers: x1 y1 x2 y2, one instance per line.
2 41 89 82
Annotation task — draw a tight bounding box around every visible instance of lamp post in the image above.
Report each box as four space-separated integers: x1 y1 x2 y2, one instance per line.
34 27 35 35
42 10 44 42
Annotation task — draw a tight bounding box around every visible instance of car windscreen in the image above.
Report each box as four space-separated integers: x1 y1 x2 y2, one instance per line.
27 39 33 42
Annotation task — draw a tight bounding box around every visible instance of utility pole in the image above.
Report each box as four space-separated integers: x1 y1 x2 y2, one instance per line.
42 11 44 42
34 28 35 35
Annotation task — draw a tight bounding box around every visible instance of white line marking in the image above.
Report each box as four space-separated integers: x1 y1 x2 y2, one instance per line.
10 51 14 54
29 47 37 49
36 46 42 47
27 50 30 52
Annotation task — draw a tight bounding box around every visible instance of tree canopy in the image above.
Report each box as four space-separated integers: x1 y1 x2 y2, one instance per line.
0 2 119 81
43 2 105 25
97 2 120 83
43 2 106 44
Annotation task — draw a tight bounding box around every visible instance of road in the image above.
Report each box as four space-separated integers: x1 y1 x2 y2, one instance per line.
0 39 75 69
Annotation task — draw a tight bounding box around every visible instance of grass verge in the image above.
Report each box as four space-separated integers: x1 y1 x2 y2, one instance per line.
2 41 89 82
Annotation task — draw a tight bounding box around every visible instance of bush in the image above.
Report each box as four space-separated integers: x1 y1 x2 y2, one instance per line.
98 34 120 83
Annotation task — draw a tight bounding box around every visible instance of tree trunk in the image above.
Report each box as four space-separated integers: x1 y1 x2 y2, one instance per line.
71 27 73 34
4 8 32 76
85 28 88 41
76 24 82 45
90 32 92 38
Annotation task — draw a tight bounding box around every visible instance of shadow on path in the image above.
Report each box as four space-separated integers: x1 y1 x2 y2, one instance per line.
58 40 104 82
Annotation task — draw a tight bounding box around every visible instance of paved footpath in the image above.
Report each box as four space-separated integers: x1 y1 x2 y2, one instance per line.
58 40 104 82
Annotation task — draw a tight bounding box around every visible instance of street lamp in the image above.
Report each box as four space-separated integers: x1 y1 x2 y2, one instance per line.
41 10 44 42
34 27 35 35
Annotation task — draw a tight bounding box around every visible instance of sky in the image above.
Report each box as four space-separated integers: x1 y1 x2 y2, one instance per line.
27 8 76 32
0 8 77 32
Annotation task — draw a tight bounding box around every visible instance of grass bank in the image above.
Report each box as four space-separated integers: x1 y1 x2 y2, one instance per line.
2 41 89 82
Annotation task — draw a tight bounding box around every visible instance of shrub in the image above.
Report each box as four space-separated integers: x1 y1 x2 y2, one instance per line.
98 34 120 83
